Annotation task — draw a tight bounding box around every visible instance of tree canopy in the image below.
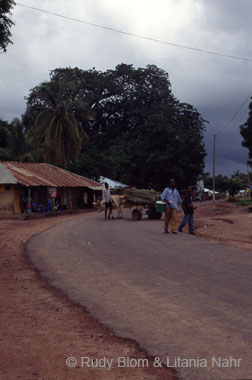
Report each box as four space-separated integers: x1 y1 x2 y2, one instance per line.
240 97 252 159
6 63 207 190
0 0 16 52
53 64 206 189
0 118 29 160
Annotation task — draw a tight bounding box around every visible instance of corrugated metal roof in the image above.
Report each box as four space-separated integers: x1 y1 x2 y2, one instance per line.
0 161 104 188
0 163 17 184
99 176 128 188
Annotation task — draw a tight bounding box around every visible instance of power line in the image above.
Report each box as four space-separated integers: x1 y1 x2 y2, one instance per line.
214 92 251 166
216 92 252 135
213 92 251 177
16 2 252 63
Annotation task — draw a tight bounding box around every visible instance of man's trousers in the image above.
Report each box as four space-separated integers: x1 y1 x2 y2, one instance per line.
164 208 177 233
179 213 194 233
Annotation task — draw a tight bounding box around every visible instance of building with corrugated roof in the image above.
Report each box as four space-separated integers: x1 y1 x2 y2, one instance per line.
0 162 103 216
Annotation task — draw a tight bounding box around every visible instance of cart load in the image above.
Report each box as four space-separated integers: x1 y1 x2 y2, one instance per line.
120 188 164 220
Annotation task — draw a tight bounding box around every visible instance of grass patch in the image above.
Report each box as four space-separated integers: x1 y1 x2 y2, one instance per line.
235 199 252 207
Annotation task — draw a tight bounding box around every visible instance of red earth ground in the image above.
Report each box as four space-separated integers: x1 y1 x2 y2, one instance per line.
0 212 176 380
192 201 252 251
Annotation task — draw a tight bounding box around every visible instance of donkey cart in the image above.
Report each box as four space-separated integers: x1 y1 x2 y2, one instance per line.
120 188 165 221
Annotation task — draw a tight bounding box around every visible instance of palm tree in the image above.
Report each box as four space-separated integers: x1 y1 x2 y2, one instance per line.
26 81 89 168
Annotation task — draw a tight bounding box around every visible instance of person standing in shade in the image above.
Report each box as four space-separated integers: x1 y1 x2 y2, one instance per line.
178 186 196 235
161 179 182 234
103 182 113 219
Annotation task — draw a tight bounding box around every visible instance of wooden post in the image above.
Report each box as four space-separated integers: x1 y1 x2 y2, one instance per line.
69 188 72 213
247 161 251 185
247 161 251 198
27 187 32 213
212 134 216 206
52 197 55 215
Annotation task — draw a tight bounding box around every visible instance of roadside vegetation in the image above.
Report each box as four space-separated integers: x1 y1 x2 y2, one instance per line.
234 199 252 207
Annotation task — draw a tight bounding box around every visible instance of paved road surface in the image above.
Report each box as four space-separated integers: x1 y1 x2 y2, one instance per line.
27 210 252 380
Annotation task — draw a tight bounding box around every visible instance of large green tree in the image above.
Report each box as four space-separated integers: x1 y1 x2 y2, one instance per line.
0 0 15 52
24 64 207 188
25 80 89 168
240 97 252 158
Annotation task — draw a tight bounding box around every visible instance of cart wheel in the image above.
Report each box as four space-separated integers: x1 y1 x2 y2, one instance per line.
149 211 162 220
132 209 142 221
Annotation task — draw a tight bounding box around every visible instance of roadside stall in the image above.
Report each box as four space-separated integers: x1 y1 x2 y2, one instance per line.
0 162 103 217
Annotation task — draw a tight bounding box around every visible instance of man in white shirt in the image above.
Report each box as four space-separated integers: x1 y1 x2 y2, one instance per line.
103 183 113 219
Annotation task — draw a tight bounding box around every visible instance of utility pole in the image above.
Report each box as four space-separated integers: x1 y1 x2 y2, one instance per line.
247 160 251 185
212 134 216 206
247 160 252 198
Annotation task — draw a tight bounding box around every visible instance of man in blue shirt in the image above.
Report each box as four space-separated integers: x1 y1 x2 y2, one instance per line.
161 179 182 234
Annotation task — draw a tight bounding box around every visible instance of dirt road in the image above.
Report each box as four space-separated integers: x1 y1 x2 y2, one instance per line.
0 214 174 380
27 209 252 380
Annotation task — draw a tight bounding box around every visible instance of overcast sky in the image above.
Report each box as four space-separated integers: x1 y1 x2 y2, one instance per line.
1 0 252 176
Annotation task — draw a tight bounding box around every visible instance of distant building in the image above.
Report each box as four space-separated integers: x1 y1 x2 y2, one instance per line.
196 179 204 191
98 176 128 189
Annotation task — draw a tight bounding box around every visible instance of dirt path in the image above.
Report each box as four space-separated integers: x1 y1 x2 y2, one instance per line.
0 214 175 380
192 202 252 251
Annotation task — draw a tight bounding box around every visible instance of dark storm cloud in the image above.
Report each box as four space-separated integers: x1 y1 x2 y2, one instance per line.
1 0 252 176
200 101 250 175
179 0 252 176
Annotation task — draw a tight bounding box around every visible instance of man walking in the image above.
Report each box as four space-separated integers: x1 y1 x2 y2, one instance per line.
178 186 195 235
161 179 182 234
103 183 113 219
